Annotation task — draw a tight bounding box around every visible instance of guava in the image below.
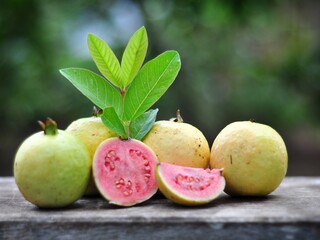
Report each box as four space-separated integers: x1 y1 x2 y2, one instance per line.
93 137 158 206
66 107 118 196
143 110 210 168
156 162 225 206
14 118 91 208
210 121 288 196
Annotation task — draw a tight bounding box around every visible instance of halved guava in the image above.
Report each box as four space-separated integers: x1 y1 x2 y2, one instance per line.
156 162 225 206
93 137 158 206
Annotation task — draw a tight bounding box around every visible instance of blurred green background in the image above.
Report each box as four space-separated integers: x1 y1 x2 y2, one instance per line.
1 0 319 176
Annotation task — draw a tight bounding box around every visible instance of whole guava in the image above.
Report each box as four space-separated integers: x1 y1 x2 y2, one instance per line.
66 107 118 196
93 137 158 206
156 162 225 206
143 110 210 168
210 121 288 196
14 118 91 208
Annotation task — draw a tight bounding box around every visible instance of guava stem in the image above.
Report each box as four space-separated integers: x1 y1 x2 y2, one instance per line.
176 109 183 122
170 109 184 123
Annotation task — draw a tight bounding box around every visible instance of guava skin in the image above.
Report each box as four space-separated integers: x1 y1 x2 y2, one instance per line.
210 121 288 196
14 130 91 208
143 121 210 168
66 117 117 196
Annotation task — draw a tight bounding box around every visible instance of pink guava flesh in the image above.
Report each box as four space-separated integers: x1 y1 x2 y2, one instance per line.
93 138 158 206
158 162 225 200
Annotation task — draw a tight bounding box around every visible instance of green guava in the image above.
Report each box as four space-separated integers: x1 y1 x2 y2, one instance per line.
93 137 158 206
66 107 118 196
156 162 225 206
143 110 210 168
14 118 91 208
210 121 288 196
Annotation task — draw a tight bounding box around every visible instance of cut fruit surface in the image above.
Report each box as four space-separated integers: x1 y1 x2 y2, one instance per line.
93 137 158 206
156 162 225 206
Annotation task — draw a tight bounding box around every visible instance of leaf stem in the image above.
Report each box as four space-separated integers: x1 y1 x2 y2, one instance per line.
120 88 126 101
123 120 131 139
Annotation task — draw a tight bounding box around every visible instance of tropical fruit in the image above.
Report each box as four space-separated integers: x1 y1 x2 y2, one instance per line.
210 121 288 196
93 137 158 206
156 162 225 206
143 110 210 168
66 107 117 196
14 118 91 208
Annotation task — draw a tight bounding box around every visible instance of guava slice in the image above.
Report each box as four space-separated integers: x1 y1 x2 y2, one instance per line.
93 137 158 206
156 162 225 206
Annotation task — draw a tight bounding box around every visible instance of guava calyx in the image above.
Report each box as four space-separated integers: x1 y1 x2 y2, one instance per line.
156 162 225 206
38 117 58 135
93 137 158 206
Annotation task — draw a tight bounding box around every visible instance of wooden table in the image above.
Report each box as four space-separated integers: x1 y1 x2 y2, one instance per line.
1 177 319 239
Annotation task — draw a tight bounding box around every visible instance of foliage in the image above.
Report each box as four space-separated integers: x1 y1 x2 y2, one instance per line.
60 27 181 139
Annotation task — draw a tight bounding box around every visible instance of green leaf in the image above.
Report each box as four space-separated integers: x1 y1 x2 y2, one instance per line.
101 107 127 139
87 33 122 88
121 26 148 88
59 68 122 112
123 50 181 121
130 108 158 140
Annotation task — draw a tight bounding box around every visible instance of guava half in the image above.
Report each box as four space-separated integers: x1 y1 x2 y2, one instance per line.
93 137 158 206
156 162 225 206
210 121 288 196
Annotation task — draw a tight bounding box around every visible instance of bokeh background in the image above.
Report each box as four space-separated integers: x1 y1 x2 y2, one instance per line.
1 0 319 176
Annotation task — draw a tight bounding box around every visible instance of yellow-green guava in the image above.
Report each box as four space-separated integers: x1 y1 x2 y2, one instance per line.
142 110 210 168
66 109 118 196
210 121 288 196
14 118 91 208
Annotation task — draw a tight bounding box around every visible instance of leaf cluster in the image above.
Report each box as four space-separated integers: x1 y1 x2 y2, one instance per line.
60 26 181 140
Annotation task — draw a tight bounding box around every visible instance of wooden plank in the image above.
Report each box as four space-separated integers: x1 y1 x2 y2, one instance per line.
1 177 320 239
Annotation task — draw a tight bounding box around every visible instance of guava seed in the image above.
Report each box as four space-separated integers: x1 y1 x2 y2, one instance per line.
104 150 120 171
173 172 214 191
114 178 134 197
127 180 132 187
